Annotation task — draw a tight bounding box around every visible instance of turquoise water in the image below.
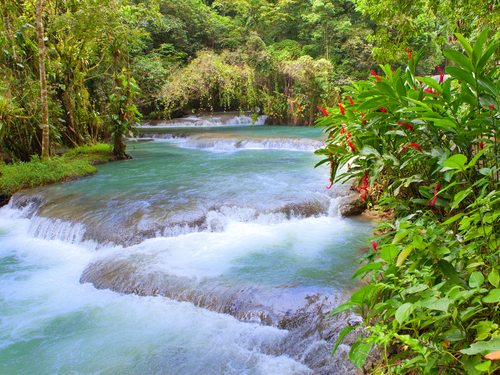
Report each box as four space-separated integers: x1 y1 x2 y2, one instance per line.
0 126 372 374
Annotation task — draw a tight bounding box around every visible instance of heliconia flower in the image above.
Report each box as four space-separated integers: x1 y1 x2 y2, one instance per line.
414 85 417 89
437 66 444 84
340 125 345 134
372 242 378 252
358 173 369 199
347 163 350 170
371 70 382 81
317 106 329 117
392 127 395 131
347 95 354 105
348 140 356 152
406 48 412 59
402 142 422 152
428 182 441 205
480 142 485 150
348 132 352 137
361 112 366 125
489 105 495 109
327 159 334 189
379 107 387 113
338 100 345 115
398 121 415 133
424 88 439 95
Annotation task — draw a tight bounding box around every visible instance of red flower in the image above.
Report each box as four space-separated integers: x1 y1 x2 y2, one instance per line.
379 107 387 113
358 173 369 199
348 140 356 152
489 105 495 109
428 182 441 206
480 142 485 150
437 66 444 84
402 142 422 152
361 112 366 125
340 125 345 134
338 100 345 115
347 95 354 105
406 48 412 59
327 158 334 189
371 70 382 81
424 88 439 95
317 106 329 117
372 242 378 252
398 121 415 133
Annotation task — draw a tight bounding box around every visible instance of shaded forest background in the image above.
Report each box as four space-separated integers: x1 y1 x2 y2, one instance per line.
0 0 498 160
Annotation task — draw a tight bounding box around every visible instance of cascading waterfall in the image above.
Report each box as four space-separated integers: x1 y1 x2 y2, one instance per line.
0 124 372 374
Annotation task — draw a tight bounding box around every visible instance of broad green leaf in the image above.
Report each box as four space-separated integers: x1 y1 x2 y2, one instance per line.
441 328 466 342
483 289 500 303
444 49 474 72
455 33 473 57
380 245 398 263
467 146 489 169
446 66 476 88
451 189 471 210
472 28 489 66
443 154 467 170
461 338 500 355
438 260 461 285
331 325 355 357
419 76 442 93
349 342 373 369
442 213 466 225
488 270 500 287
396 245 413 267
351 262 383 280
469 271 485 289
395 303 414 324
392 229 410 244
475 361 491 372
328 302 358 317
477 42 500 74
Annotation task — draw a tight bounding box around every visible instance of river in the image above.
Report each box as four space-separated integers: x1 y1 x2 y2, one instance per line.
0 117 373 374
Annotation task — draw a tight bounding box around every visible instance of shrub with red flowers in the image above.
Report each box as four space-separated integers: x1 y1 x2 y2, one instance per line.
315 29 500 374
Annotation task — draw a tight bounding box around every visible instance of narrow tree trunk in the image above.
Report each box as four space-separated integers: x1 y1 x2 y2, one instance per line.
36 0 50 159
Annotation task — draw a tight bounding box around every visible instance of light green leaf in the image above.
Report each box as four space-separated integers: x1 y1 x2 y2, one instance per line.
349 342 373 369
443 49 474 72
351 262 383 280
331 325 355 357
443 154 467 171
488 270 500 287
483 289 500 303
461 338 500 355
470 271 485 289
455 33 473 57
395 303 415 324
475 360 491 372
396 246 413 267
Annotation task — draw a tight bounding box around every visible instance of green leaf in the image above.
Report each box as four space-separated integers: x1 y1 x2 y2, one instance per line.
396 246 413 267
467 146 489 169
349 342 373 369
477 42 500 74
444 49 475 72
472 28 489 66
475 360 491 372
419 76 442 93
443 154 467 170
395 303 414 324
451 189 471 210
488 270 500 288
446 66 476 88
455 33 473 57
331 325 355 357
469 271 485 289
327 302 358 317
380 245 398 263
483 289 500 303
438 260 461 285
442 213 467 225
392 230 410 244
351 262 383 280
461 338 500 355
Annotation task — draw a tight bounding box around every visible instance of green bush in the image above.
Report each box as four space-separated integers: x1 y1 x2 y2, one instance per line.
316 29 500 374
0 143 112 196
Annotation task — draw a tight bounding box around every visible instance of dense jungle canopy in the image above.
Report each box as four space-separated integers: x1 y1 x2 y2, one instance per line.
0 0 498 159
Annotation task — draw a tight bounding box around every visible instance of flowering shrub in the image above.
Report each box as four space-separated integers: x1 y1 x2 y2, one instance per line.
316 29 500 374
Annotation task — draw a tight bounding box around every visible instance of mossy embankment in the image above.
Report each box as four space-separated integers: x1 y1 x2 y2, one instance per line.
0 143 115 205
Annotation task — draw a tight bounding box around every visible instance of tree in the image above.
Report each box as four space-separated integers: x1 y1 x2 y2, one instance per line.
36 0 49 159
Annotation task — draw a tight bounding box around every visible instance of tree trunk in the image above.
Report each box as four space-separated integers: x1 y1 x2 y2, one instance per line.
36 0 50 159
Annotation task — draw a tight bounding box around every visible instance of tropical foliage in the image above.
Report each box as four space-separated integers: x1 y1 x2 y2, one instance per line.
316 29 500 374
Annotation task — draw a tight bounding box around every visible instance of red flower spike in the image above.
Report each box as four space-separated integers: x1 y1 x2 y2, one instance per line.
437 66 444 84
489 105 495 109
340 126 345 134
480 142 485 150
317 106 329 117
361 113 367 125
428 182 441 206
402 142 422 152
348 140 356 152
397 121 415 133
371 70 381 81
406 48 412 59
372 242 378 252
347 95 354 105
379 107 387 113
338 100 345 115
